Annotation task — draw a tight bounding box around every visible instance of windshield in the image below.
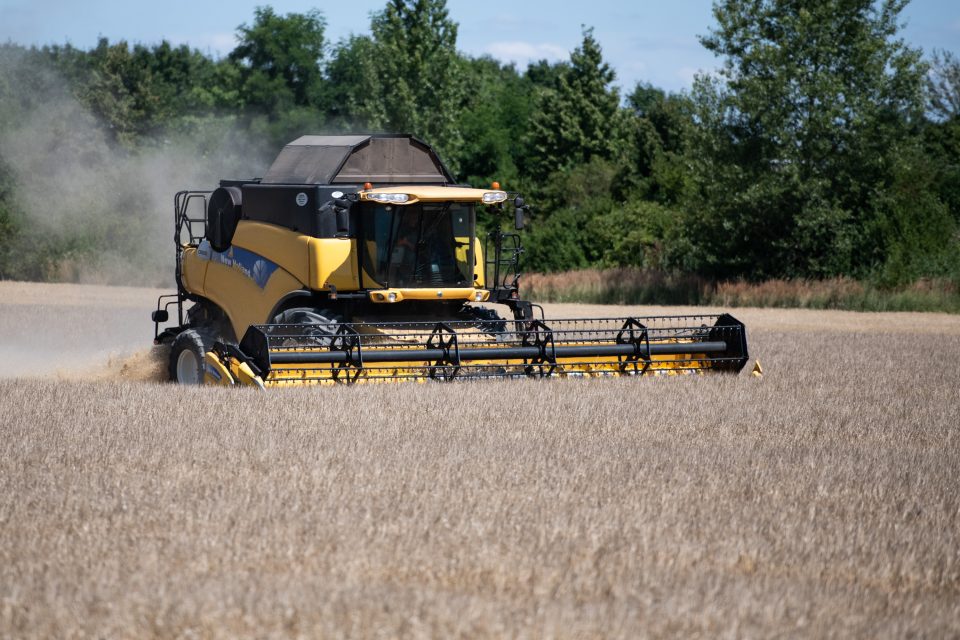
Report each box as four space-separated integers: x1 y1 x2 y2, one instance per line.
360 202 475 288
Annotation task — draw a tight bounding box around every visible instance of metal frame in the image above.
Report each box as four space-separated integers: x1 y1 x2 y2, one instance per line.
426 323 461 380
228 314 749 385
153 190 211 344
615 318 652 375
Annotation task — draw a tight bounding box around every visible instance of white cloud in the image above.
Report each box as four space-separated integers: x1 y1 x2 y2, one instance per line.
483 41 568 67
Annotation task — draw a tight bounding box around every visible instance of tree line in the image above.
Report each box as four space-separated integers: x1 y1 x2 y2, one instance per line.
0 0 958 288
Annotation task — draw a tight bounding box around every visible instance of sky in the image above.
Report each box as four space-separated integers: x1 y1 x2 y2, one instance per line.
1 0 958 93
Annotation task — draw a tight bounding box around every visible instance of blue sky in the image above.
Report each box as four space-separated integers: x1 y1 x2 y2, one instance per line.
1 0 957 93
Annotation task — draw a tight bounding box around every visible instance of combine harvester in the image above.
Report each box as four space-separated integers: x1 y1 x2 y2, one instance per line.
152 135 748 387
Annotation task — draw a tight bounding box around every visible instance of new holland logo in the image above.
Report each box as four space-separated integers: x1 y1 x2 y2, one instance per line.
199 240 279 289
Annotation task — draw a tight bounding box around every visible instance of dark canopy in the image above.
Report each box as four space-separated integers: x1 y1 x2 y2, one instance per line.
261 134 454 185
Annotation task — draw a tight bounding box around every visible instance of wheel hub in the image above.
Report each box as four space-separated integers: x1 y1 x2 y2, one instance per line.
176 349 201 384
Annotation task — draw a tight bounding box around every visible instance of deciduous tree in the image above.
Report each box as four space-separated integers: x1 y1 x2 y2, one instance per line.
231 7 327 115
343 0 465 171
683 0 950 281
525 28 626 185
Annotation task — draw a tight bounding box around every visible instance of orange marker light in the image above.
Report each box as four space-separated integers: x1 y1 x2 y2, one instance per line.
491 181 500 190
364 182 373 190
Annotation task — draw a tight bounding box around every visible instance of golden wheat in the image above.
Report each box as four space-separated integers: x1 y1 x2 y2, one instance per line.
1 282 958 638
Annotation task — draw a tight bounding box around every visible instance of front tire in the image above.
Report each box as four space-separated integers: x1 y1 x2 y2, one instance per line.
169 329 213 384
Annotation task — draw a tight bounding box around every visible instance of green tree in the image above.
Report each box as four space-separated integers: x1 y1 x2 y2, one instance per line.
325 35 379 130
456 57 534 189
927 49 960 121
0 153 20 278
341 0 465 171
924 49 960 227
522 157 620 273
525 59 568 90
594 199 679 269
524 28 626 185
60 39 154 146
134 41 242 116
231 7 327 115
619 83 695 204
683 0 949 281
521 206 590 273
41 39 241 146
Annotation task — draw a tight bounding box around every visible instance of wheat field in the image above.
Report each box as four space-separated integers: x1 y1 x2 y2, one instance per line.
1 282 958 638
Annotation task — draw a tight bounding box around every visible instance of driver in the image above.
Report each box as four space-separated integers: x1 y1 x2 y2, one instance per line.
389 212 420 284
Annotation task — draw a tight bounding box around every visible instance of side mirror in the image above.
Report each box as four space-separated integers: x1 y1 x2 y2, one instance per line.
513 196 526 230
151 309 169 323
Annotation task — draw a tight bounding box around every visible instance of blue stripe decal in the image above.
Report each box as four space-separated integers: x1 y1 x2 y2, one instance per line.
209 246 279 289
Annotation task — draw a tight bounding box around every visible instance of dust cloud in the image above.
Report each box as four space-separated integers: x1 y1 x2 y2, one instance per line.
0 281 169 379
0 46 270 287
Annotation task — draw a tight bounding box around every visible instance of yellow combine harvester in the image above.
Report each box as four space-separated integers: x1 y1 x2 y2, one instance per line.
152 134 748 387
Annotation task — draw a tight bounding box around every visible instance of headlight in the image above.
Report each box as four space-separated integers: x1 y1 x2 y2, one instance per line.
369 193 410 204
388 292 397 302
482 191 508 203
474 291 483 301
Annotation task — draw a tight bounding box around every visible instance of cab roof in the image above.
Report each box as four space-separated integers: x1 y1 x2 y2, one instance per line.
261 134 455 185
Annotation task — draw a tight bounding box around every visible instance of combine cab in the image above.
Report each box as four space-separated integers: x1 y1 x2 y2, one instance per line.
152 134 749 387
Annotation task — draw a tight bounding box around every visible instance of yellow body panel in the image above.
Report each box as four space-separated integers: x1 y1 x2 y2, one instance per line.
180 246 208 294
232 221 360 291
231 221 311 284
202 257 307 340
367 288 489 303
306 237 357 290
360 185 498 203
360 265 383 290
206 346 708 388
203 352 233 386
473 239 485 288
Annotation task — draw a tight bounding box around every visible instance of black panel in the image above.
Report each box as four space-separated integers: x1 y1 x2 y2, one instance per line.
239 326 272 375
206 186 242 252
241 184 360 238
708 313 750 373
